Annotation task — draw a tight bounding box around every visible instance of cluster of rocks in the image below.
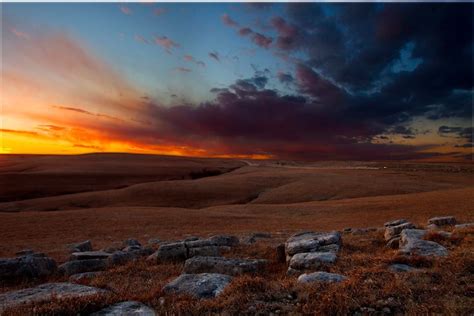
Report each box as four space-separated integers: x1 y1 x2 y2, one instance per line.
147 235 238 263
161 235 268 299
284 231 346 284
383 216 465 257
60 239 154 279
1 217 471 313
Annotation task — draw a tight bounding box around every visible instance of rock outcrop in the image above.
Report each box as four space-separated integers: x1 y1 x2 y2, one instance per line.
399 229 448 257
183 256 267 276
0 253 57 281
297 272 347 284
285 231 341 275
58 259 108 276
67 240 93 253
163 273 233 299
0 282 107 313
428 216 456 226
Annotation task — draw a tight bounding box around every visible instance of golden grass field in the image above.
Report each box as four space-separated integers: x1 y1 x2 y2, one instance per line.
0 153 473 314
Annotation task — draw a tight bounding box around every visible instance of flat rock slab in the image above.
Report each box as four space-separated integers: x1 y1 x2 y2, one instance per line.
289 252 337 270
70 251 112 261
389 264 418 273
399 229 448 257
0 282 107 313
183 256 267 276
384 222 416 241
428 216 456 226
92 301 156 315
455 222 474 229
59 259 108 276
163 273 233 299
286 231 341 256
297 272 347 284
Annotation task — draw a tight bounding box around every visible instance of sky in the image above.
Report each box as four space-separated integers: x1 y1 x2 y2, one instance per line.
1 2 473 161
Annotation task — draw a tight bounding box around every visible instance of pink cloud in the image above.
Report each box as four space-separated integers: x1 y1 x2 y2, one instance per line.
154 35 180 53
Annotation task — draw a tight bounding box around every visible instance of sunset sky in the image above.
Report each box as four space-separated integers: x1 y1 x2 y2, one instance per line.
1 3 472 160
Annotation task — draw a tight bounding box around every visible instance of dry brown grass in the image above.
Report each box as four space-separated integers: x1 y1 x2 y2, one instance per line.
3 227 473 315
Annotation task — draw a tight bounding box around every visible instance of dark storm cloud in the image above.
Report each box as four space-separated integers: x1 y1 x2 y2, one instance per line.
111 3 472 160
274 3 473 125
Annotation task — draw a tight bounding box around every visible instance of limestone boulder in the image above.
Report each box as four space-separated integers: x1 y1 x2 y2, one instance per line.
289 252 337 270
163 273 232 299
428 216 456 226
0 254 57 281
297 272 347 284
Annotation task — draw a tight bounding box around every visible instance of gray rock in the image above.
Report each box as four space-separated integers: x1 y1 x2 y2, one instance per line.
183 256 267 276
384 222 416 241
59 259 108 276
0 282 106 313
455 222 474 229
0 255 57 281
384 219 408 227
428 216 456 226
285 231 341 256
388 264 417 273
69 271 102 283
208 235 239 247
123 239 141 248
286 267 303 276
163 273 232 299
67 240 93 253
297 272 347 284
92 301 156 315
187 246 221 258
107 251 138 266
70 251 111 261
399 229 448 257
289 252 337 270
318 244 341 253
155 242 187 262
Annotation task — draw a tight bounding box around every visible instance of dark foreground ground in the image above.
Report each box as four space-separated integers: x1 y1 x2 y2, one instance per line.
0 154 473 314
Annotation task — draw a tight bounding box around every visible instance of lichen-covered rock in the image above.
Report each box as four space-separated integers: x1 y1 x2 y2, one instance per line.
91 301 156 315
399 229 448 257
163 273 232 299
285 231 341 256
384 222 416 241
0 254 57 281
428 216 456 226
0 282 107 313
67 240 93 253
289 252 337 270
183 256 266 276
58 259 108 276
297 272 347 284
